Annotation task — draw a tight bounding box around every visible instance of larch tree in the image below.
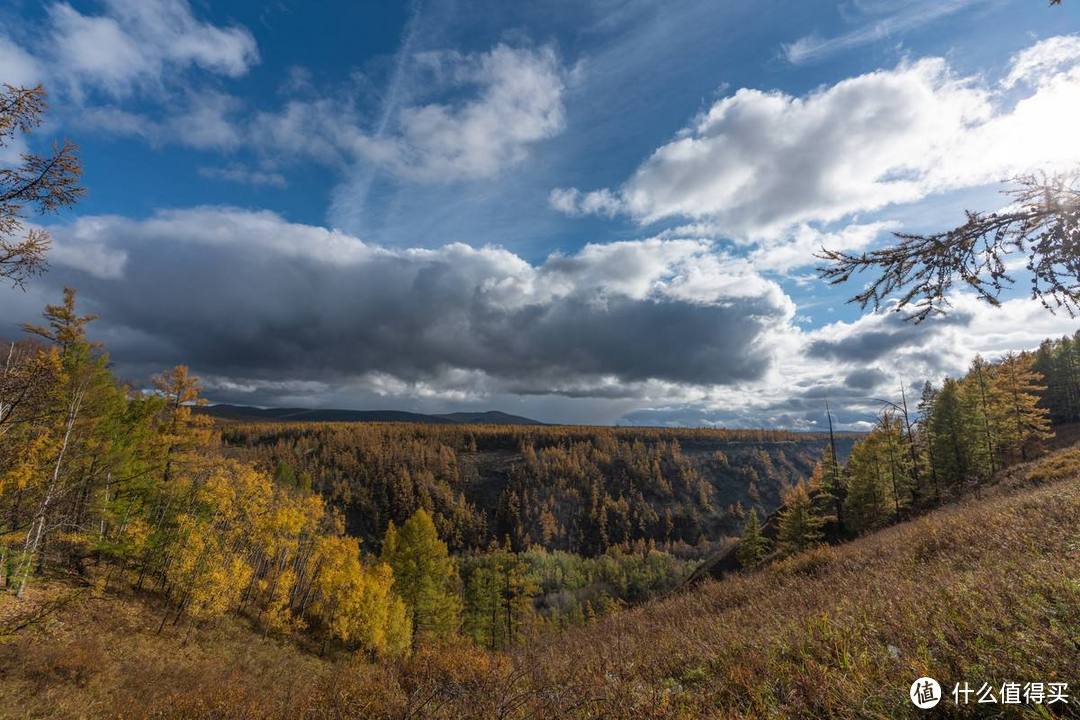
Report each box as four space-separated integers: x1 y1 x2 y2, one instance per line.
843 432 891 535
927 378 968 491
818 173 1080 322
152 365 213 482
916 381 943 501
14 288 115 595
775 482 824 557
381 509 461 642
993 352 1053 461
462 541 536 649
959 356 1001 484
0 84 83 288
735 509 770 569
462 551 502 649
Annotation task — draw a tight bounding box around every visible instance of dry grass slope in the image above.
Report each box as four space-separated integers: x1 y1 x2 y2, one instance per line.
2 447 1080 719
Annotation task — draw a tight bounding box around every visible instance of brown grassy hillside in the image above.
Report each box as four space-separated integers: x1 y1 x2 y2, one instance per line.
3 447 1079 719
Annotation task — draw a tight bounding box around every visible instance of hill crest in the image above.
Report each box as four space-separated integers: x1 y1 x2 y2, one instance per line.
197 403 545 425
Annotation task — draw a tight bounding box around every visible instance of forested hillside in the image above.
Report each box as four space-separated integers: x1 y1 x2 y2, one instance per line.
219 422 856 556
7 435 1080 719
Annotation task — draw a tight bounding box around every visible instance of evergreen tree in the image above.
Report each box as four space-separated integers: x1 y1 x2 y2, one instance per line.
843 433 891 535
917 381 942 502
735 510 770 568
960 356 1000 484
928 378 968 492
462 550 502 649
1031 332 1080 424
381 509 461 642
775 483 824 557
877 411 912 522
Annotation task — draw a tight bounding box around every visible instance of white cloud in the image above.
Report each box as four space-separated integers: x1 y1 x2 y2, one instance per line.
380 44 567 181
250 99 347 165
1003 34 1080 89
198 165 287 188
22 205 1075 427
800 293 1079 384
47 0 258 98
748 221 896 274
257 44 569 183
0 36 42 87
78 91 243 150
0 1 257 155
548 187 622 217
782 0 984 65
41 219 128 279
0 37 43 161
554 36 1080 244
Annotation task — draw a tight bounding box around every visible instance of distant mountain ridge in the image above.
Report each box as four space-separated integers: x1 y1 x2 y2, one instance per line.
197 404 546 426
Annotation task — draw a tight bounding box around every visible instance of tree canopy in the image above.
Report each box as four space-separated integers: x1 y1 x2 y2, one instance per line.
0 84 83 288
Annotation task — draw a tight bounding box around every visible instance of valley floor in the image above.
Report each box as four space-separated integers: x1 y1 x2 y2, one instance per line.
3 445 1080 719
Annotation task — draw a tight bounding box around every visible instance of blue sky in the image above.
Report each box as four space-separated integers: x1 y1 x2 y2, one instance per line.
1 0 1078 428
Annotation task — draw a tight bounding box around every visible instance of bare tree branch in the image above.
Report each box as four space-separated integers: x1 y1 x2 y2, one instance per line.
817 173 1080 322
0 84 84 289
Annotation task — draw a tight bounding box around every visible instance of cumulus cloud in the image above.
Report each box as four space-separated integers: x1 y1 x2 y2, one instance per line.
372 44 567 181
747 221 896 274
256 44 569 182
0 0 257 157
548 187 622 217
843 368 888 391
553 36 1080 241
806 309 972 364
25 208 792 400
1003 34 1080 89
3 4 564 184
616 291 1080 430
797 293 1079 402
46 0 258 98
13 206 1075 428
804 296 1076 368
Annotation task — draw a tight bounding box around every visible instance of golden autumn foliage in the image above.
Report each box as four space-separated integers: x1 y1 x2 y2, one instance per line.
0 289 414 655
218 420 856 560
309 535 411 657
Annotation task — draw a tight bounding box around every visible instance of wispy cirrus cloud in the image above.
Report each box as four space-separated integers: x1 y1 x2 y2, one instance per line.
782 0 989 65
198 164 287 189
